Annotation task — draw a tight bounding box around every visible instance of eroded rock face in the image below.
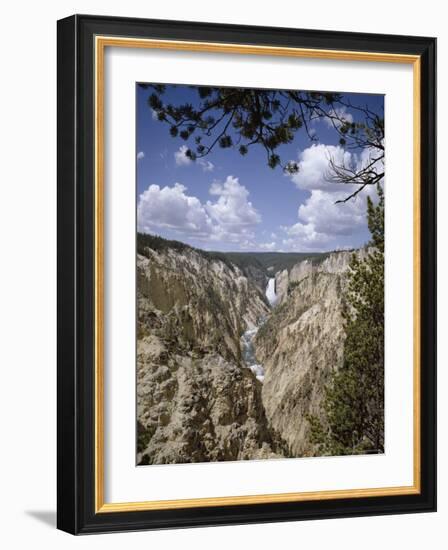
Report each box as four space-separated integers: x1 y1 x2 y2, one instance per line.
255 250 366 456
275 269 289 304
275 249 369 304
138 350 281 464
137 241 367 464
137 245 283 465
239 264 268 294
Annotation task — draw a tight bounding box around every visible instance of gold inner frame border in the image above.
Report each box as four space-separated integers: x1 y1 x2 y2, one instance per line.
94 36 421 513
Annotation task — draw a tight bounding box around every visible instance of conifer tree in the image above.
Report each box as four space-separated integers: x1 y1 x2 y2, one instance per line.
141 84 384 202
309 185 384 455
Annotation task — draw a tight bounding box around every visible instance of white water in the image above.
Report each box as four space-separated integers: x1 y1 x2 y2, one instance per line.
240 280 278 383
241 327 265 382
265 277 278 306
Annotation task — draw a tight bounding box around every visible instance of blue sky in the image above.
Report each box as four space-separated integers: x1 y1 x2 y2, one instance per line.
136 84 384 252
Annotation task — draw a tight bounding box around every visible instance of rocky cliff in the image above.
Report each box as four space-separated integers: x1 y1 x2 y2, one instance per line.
137 235 368 464
255 250 367 456
275 249 367 304
137 242 284 465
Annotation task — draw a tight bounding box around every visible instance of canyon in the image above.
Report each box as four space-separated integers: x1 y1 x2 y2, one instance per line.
136 233 361 465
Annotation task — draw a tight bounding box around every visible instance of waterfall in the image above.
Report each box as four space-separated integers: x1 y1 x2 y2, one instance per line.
265 277 278 306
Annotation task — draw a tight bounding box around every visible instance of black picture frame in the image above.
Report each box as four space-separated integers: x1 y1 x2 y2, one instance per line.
57 14 436 534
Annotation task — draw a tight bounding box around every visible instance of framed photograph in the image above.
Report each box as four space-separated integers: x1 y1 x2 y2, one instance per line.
57 14 436 534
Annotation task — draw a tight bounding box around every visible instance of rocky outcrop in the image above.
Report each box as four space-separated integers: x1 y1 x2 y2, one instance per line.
137 236 370 464
137 243 284 465
275 249 368 304
138 350 282 464
275 269 289 304
256 250 367 456
238 264 268 294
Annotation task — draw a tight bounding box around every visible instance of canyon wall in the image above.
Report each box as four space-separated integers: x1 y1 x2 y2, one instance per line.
256 250 367 456
137 236 367 464
137 243 284 465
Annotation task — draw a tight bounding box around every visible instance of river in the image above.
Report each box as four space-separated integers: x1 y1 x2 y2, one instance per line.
240 278 277 383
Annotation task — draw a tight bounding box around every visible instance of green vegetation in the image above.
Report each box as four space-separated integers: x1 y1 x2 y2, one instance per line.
138 232 191 255
137 232 236 271
138 232 330 276
224 251 330 275
141 84 384 203
308 185 384 456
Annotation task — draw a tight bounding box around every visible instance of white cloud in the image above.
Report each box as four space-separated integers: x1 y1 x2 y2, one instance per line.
283 143 381 251
137 183 212 238
323 106 354 129
282 225 329 250
174 145 192 166
137 176 261 244
239 239 257 250
206 176 261 240
298 189 366 236
174 145 214 172
290 144 353 192
137 151 145 161
198 159 215 172
281 189 367 251
259 241 277 251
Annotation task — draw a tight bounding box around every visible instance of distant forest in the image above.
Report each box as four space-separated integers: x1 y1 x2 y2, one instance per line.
137 232 333 276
